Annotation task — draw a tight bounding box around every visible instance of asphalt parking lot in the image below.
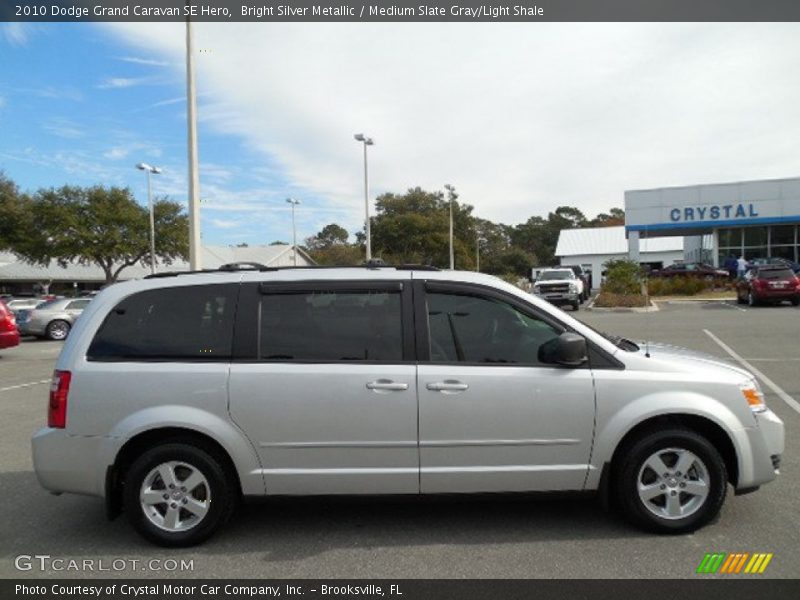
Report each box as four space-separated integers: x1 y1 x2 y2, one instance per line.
0 300 797 579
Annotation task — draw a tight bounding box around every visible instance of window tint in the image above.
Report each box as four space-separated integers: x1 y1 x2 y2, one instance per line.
88 284 237 360
758 269 794 280
259 290 403 361
427 292 561 364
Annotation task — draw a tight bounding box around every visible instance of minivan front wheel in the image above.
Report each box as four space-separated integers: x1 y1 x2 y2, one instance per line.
616 429 727 534
123 443 236 547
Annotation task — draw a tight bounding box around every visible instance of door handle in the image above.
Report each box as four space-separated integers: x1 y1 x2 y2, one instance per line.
366 380 409 391
426 381 469 392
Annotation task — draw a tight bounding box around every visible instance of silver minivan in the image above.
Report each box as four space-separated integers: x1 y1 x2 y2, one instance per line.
32 265 784 546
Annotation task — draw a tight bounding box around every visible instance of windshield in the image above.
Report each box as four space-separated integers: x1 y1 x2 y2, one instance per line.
759 269 794 280
539 271 573 281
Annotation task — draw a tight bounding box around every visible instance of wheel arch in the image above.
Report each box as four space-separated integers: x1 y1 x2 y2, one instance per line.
106 425 254 520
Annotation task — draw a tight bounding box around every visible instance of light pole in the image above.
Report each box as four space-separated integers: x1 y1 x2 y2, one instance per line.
475 230 482 272
445 184 455 270
136 162 162 275
286 198 301 266
354 133 374 261
186 11 202 269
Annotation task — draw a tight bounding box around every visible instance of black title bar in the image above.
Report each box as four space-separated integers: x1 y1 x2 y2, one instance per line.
3 0 800 22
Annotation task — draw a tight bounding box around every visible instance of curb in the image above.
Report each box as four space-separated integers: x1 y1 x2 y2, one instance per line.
585 296 659 313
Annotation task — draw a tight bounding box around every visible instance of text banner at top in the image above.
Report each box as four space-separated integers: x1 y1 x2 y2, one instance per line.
4 0 800 22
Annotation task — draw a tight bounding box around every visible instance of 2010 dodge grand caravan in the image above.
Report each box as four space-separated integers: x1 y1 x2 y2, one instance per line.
32 264 784 546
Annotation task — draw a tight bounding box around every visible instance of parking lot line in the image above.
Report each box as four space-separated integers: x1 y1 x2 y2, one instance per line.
704 328 800 415
0 379 50 393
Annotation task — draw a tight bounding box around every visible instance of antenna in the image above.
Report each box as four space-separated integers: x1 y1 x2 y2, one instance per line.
643 224 651 358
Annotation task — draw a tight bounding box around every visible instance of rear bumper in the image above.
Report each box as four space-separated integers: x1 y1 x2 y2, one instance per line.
0 330 20 349
31 428 117 498
753 289 799 300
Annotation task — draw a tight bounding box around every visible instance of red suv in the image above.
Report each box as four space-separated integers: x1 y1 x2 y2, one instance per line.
0 299 21 350
737 266 800 307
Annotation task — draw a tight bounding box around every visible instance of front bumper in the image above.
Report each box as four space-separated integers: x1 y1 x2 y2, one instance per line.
534 291 579 304
736 409 785 490
32 428 117 498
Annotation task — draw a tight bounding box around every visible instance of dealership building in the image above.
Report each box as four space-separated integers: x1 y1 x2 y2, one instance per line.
625 176 800 267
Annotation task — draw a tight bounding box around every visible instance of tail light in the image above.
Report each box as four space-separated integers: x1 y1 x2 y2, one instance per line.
48 370 71 428
0 303 15 332
754 279 768 290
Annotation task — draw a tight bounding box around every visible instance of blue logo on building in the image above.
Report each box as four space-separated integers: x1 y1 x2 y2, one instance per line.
669 203 759 223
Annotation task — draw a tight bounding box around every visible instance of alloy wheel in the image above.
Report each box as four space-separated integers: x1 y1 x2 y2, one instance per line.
140 461 211 532
636 447 710 520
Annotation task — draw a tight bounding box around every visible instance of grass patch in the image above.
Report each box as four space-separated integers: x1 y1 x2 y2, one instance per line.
593 292 650 308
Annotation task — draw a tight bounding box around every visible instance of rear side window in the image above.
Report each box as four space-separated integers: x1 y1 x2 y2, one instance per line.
259 290 403 361
87 284 238 361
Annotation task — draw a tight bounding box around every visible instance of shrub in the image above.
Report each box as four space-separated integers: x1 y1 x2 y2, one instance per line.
593 292 649 308
646 275 712 296
602 259 642 295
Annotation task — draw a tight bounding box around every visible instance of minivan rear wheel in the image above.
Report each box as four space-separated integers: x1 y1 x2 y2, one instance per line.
123 443 236 547
615 429 727 534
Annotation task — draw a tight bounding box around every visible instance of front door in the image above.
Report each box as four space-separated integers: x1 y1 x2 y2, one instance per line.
417 282 596 493
229 280 419 495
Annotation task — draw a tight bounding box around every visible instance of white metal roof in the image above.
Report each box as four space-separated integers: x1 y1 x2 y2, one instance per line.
0 245 314 282
555 226 683 257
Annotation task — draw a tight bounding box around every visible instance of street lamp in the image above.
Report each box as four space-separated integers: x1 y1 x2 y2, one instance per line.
444 184 455 270
354 133 374 261
185 10 202 270
135 162 162 275
286 198 301 266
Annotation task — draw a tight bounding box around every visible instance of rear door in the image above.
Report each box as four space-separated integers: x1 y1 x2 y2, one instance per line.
416 280 596 494
228 279 419 495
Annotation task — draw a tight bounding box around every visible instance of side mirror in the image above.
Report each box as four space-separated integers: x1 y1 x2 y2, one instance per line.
539 332 588 367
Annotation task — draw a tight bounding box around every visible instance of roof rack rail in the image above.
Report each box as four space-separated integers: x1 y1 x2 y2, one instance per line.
142 263 441 279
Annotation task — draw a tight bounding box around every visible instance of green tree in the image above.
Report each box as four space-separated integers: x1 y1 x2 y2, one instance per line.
368 186 475 268
590 207 625 227
10 185 188 284
306 223 350 251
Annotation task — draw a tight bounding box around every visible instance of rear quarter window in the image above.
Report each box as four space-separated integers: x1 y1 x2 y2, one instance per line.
87 284 238 361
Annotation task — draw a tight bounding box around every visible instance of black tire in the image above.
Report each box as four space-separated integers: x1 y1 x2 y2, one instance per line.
615 428 727 534
747 292 758 307
792 296 800 307
45 319 71 341
572 301 580 311
123 443 237 547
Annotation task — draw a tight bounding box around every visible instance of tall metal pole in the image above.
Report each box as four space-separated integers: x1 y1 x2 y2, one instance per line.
286 198 301 266
475 230 480 272
186 16 202 269
146 170 156 275
445 184 455 270
363 142 371 261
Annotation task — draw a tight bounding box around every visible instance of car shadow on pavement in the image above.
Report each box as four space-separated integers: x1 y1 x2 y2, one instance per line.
0 470 645 565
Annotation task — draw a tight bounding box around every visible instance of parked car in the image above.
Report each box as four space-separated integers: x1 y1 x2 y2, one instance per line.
5 297 47 319
0 299 21 350
748 257 800 274
564 265 591 301
651 262 728 279
32 265 784 546
532 268 583 310
17 297 92 340
736 266 800 306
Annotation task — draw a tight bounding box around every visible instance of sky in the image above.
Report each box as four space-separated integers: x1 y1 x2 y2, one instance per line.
2 22 800 246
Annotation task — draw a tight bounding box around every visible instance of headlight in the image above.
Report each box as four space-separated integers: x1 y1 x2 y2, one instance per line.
569 283 578 292
740 381 767 413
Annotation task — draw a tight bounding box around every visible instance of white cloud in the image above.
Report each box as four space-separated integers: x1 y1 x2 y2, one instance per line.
103 147 129 160
104 22 800 227
42 118 85 139
97 77 152 89
1 23 30 46
117 56 172 67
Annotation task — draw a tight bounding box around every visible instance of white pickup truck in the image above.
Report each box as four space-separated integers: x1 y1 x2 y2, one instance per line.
532 268 584 311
